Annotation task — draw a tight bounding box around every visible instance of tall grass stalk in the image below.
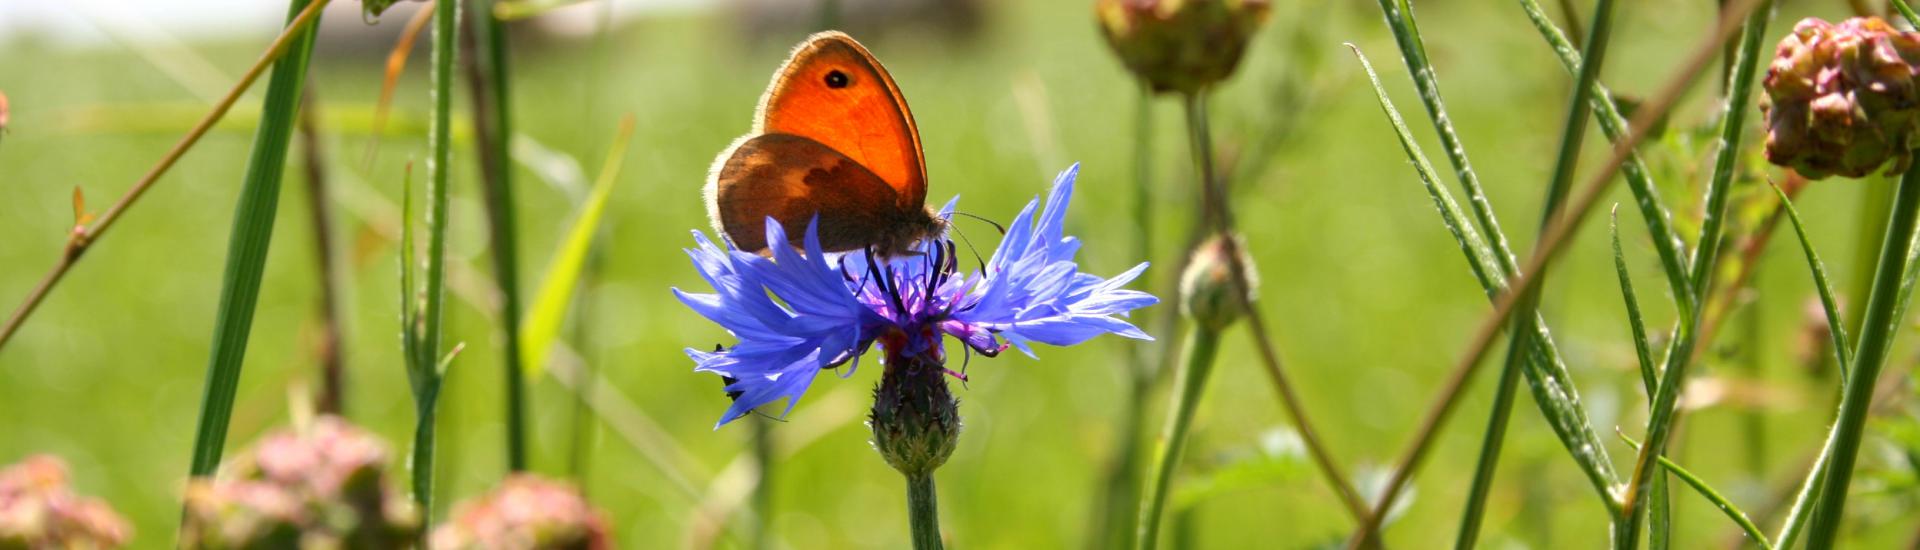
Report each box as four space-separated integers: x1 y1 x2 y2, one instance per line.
1619 4 1772 547
462 0 530 472
0 0 330 353
184 0 328 479
1802 162 1920 546
1344 2 1764 546
1452 0 1618 544
1347 35 1615 547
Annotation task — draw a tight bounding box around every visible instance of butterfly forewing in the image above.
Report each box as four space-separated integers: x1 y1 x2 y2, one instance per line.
756 32 927 209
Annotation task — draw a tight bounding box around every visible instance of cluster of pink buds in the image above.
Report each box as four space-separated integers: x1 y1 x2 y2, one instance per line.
179 416 417 548
430 474 611 550
1763 17 1920 179
0 455 130 548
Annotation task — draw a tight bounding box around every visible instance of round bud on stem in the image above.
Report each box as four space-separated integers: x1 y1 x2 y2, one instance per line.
870 352 961 478
1181 232 1256 331
1095 0 1271 94
1762 17 1920 179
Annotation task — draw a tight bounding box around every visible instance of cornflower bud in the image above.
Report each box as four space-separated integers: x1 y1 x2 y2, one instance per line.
870 350 961 478
1180 232 1257 331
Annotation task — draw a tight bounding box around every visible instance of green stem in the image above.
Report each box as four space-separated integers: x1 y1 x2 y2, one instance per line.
421 0 458 379
185 0 324 478
751 416 774 550
464 0 529 472
1803 162 1920 547
907 472 944 550
1137 325 1221 550
407 0 460 539
1459 0 1616 545
411 379 443 543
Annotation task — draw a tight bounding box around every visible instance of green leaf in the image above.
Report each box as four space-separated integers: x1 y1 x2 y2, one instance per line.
1611 208 1660 396
1620 434 1774 549
521 117 635 376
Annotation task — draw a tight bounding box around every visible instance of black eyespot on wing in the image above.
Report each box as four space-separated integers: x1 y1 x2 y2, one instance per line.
824 69 850 89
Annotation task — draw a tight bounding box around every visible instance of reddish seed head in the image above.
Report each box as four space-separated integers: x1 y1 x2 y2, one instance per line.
1762 17 1920 179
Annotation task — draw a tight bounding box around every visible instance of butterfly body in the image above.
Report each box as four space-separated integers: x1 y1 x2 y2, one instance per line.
706 31 943 257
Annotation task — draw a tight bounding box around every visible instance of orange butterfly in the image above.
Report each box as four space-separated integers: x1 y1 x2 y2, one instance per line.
705 31 944 257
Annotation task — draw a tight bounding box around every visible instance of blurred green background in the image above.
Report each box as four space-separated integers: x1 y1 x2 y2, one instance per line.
3 0 1919 547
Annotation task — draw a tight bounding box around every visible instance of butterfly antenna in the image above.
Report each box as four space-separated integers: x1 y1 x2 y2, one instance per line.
952 211 1007 235
946 219 989 270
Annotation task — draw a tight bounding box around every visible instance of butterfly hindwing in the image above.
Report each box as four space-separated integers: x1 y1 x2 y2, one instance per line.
707 133 906 253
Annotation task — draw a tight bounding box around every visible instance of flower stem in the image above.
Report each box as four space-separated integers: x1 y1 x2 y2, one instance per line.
751 416 774 550
1137 324 1220 550
185 0 327 479
1182 92 1373 530
1803 161 1920 547
907 471 944 550
1092 83 1156 550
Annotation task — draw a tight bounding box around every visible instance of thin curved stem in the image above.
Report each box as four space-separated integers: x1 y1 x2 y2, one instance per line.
0 0 331 352
1182 93 1372 527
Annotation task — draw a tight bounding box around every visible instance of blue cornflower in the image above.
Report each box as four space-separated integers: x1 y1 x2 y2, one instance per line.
674 165 1159 427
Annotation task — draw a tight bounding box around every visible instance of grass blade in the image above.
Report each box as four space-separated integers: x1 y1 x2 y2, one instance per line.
1372 0 1517 271
521 116 634 374
1773 185 1854 372
185 0 327 478
1517 0 1694 314
1622 5 1774 544
1351 42 1621 546
1611 208 1672 549
1611 208 1659 393
1347 46 1500 290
